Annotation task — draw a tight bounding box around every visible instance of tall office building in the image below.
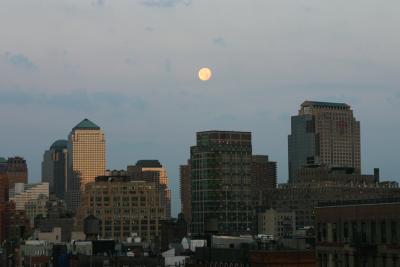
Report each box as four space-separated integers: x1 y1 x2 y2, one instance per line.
6 157 28 188
42 140 68 200
288 101 361 183
0 157 8 242
66 119 106 210
251 155 277 206
180 161 191 225
127 160 171 218
190 131 254 237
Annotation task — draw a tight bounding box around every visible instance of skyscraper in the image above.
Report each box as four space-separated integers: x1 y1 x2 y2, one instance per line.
0 157 8 242
190 131 254 237
66 119 106 210
127 160 171 219
180 161 191 225
251 155 277 206
42 140 68 200
6 157 28 189
288 101 361 183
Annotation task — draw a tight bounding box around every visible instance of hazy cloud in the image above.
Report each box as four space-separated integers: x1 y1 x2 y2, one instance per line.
124 57 136 66
212 37 227 47
164 59 172 73
141 0 192 8
144 26 156 32
2 52 37 70
0 90 148 111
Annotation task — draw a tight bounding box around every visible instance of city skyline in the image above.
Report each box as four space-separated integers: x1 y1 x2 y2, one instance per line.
0 103 398 216
1 1 400 217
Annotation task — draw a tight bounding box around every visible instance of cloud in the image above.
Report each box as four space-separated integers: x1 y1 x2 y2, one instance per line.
144 26 156 32
0 90 148 111
92 0 106 7
164 59 172 73
141 0 192 8
212 37 227 47
2 52 37 70
124 57 136 66
387 92 400 106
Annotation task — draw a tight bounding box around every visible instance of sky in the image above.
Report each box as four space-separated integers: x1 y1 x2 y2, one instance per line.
1 0 400 216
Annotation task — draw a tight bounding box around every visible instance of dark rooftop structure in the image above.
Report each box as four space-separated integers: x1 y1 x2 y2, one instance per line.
317 197 400 208
301 101 350 109
72 118 100 130
50 139 68 150
135 160 162 168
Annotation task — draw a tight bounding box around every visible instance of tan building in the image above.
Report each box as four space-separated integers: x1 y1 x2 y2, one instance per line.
289 101 361 183
67 119 106 210
78 175 165 242
25 194 48 227
128 160 171 218
257 208 296 239
9 182 49 211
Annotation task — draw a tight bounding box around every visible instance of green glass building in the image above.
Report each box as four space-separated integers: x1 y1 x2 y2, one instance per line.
190 131 254 237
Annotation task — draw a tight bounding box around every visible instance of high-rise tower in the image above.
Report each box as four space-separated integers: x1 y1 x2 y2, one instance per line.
6 157 28 189
42 140 68 200
180 161 191 225
288 101 361 183
66 119 106 210
190 131 254 237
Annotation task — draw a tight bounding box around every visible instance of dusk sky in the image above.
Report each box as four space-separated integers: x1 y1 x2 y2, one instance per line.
1 0 400 216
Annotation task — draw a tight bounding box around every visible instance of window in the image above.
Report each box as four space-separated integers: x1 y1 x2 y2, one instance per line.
381 221 387 243
343 222 349 241
361 222 366 243
371 221 376 243
391 221 397 243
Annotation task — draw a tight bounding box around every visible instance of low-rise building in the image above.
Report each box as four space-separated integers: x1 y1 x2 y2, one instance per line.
257 208 295 239
9 182 49 210
25 194 48 226
315 199 400 267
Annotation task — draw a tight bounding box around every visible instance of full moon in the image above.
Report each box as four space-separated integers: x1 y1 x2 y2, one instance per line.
198 67 212 81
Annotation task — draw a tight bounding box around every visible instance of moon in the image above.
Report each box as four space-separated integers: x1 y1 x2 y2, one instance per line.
198 67 212 81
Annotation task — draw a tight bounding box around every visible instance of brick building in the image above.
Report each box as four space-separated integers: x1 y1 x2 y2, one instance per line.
316 199 400 267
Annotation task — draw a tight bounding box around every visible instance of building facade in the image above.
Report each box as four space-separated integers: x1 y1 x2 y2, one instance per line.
42 139 68 200
316 199 400 267
25 194 48 227
288 101 361 183
180 162 191 225
190 131 254 237
9 182 49 211
0 157 8 242
251 155 277 206
264 180 400 229
127 160 171 219
257 208 296 239
66 118 106 210
78 175 165 242
6 156 28 189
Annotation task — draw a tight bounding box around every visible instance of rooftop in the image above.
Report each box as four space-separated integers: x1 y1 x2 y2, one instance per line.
301 101 350 109
317 198 400 208
136 160 162 168
50 139 68 150
73 118 100 130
